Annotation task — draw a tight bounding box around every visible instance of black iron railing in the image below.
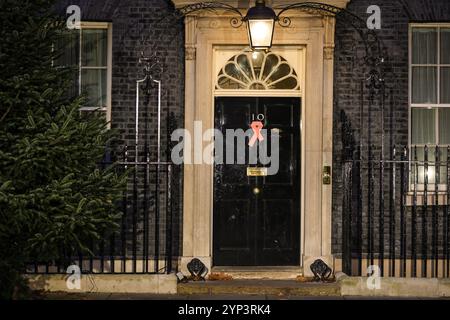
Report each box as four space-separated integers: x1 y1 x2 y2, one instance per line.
29 144 181 275
342 145 450 278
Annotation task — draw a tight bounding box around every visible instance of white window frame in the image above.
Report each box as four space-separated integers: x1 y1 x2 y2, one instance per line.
409 23 450 192
77 22 113 124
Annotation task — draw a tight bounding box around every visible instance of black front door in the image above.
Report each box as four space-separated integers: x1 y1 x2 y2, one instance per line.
213 97 301 266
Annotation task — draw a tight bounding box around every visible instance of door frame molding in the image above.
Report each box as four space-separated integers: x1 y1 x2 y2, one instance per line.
179 9 338 276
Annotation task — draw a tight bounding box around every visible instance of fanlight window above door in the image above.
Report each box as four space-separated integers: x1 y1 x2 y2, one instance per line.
216 51 300 91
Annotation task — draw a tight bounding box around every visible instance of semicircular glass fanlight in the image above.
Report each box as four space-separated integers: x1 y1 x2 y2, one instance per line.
216 51 300 90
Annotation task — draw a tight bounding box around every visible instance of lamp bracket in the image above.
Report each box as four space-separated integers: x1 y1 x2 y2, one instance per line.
175 2 245 28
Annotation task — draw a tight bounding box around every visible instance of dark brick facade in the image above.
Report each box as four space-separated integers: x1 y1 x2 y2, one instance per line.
332 0 450 257
52 0 450 264
55 0 184 152
55 0 185 259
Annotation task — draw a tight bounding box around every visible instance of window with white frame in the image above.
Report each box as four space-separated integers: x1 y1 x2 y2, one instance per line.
410 25 450 185
55 22 112 121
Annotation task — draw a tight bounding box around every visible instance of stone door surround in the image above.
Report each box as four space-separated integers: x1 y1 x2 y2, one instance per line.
172 0 350 276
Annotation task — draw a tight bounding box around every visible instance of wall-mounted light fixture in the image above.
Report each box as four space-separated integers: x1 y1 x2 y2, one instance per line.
243 0 277 51
174 1 376 53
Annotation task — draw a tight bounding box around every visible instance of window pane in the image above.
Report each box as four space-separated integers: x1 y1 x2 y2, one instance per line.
412 28 437 64
82 29 107 67
270 77 298 90
413 146 438 184
439 147 448 184
441 28 450 64
411 108 436 144
81 69 107 108
412 67 437 103
413 147 448 185
55 30 79 98
441 67 450 104
55 30 79 67
440 108 450 144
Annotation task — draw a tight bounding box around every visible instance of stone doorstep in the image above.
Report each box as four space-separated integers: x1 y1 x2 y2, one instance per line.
24 274 178 294
177 280 341 297
337 274 450 298
179 277 450 298
25 273 450 298
210 266 304 280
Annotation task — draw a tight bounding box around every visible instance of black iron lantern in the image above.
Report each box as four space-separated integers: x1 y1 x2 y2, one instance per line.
244 0 277 51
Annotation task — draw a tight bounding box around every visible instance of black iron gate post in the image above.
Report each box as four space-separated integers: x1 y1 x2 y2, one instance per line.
342 160 353 275
341 110 356 275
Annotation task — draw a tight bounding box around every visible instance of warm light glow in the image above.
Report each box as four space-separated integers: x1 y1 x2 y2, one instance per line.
248 19 274 50
418 165 436 184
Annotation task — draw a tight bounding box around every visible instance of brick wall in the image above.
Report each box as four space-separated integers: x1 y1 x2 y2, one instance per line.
332 0 450 256
52 0 450 263
55 0 184 151
54 0 185 259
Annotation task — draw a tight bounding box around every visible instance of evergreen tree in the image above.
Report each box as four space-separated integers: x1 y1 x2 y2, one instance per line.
0 0 126 299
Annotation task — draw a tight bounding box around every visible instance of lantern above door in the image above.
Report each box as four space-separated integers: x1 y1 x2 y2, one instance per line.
244 0 277 51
